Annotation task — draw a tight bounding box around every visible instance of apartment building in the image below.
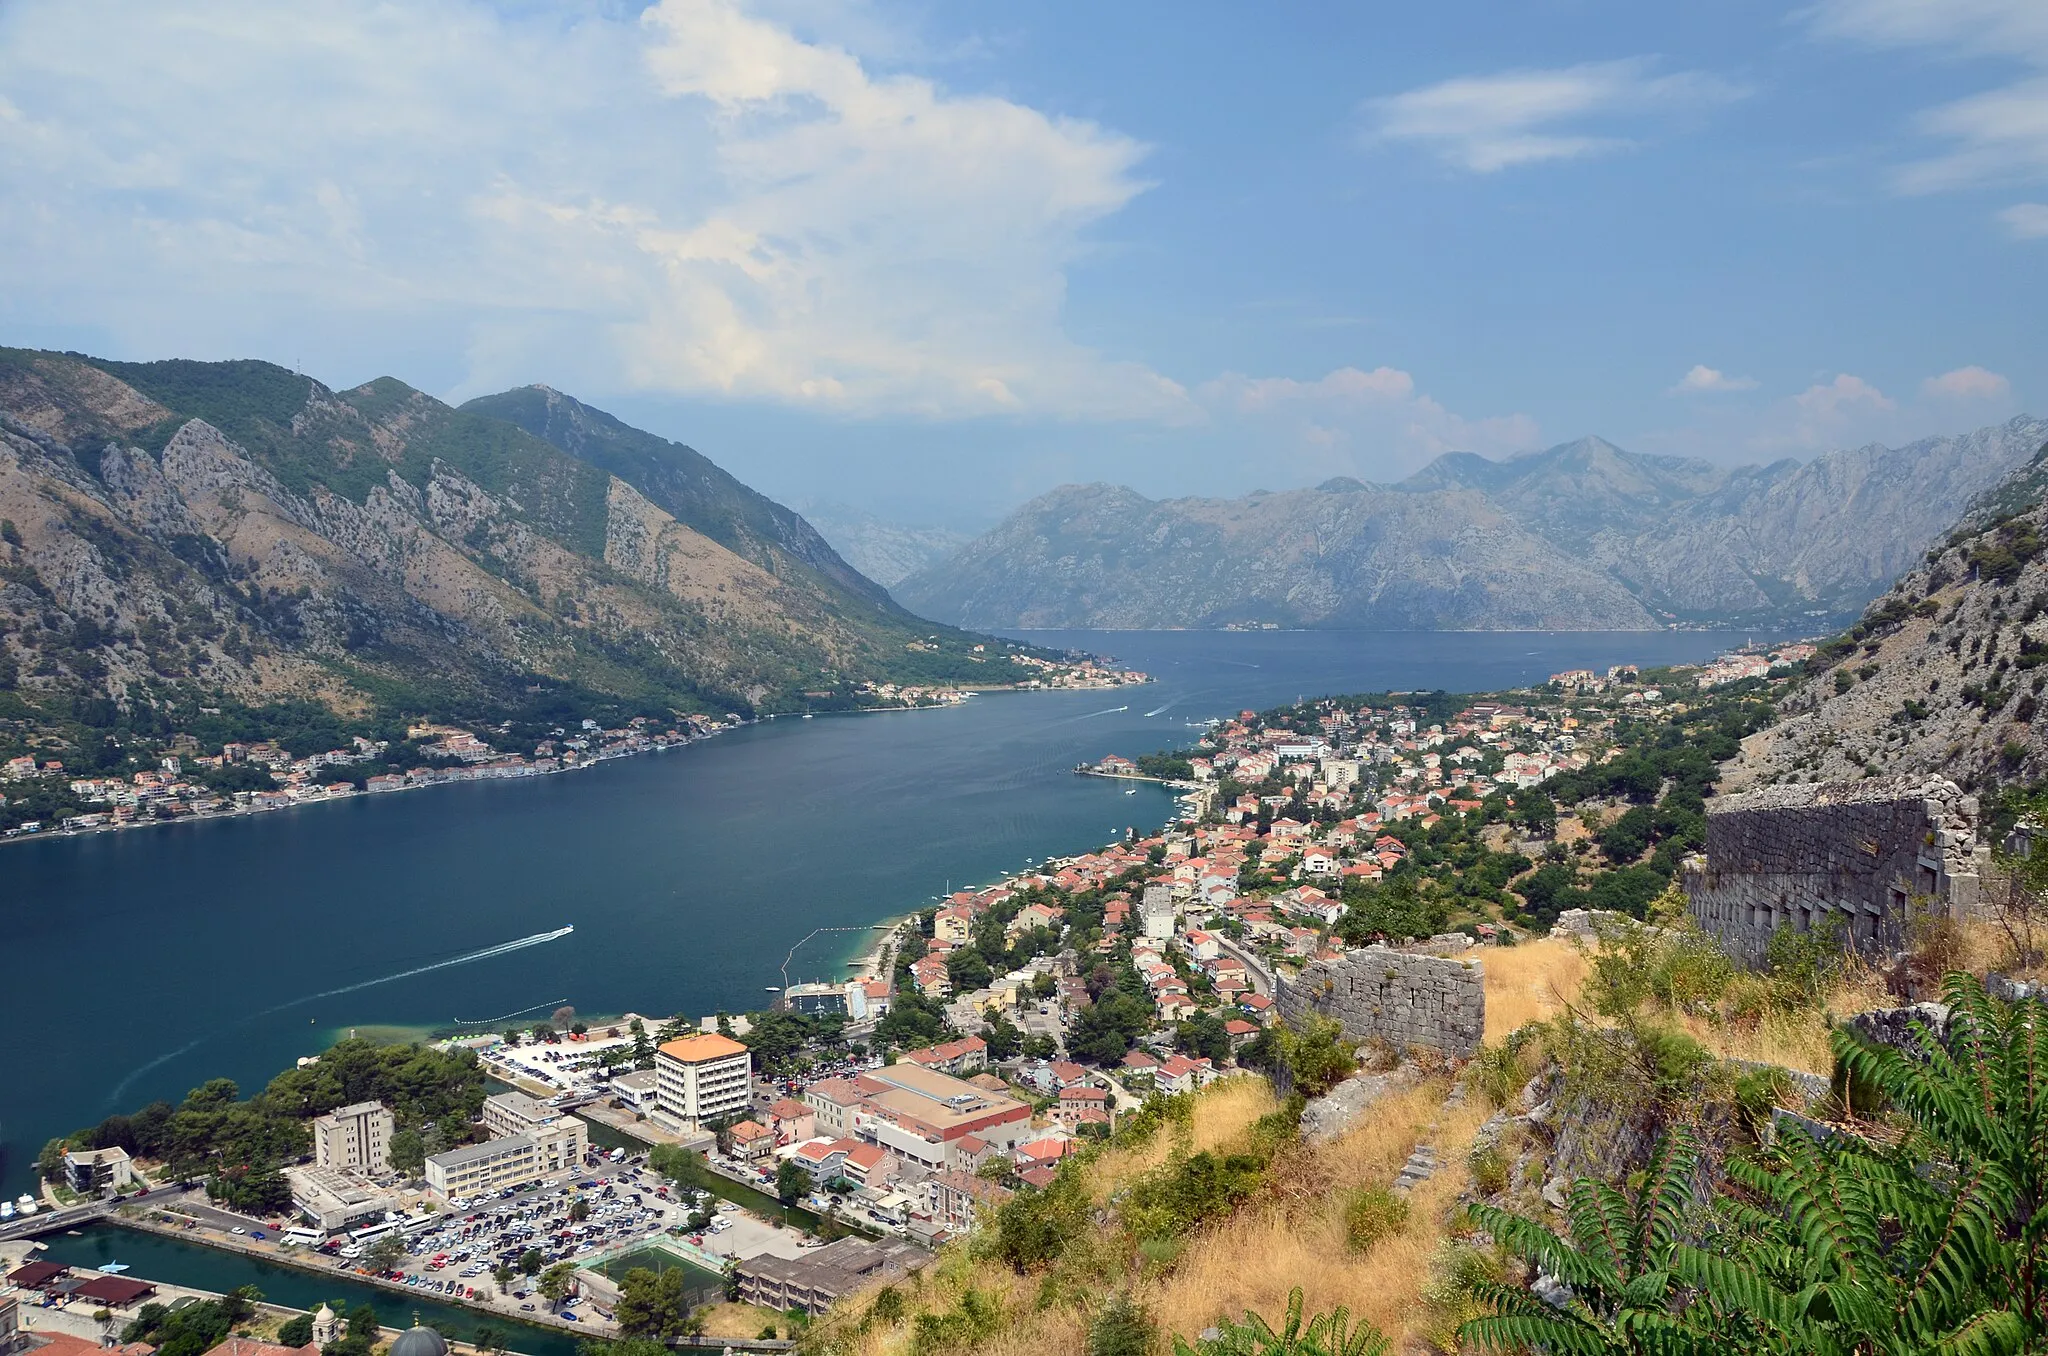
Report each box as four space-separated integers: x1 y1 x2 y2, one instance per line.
653 1033 752 1129
312 1101 394 1174
422 1114 586 1201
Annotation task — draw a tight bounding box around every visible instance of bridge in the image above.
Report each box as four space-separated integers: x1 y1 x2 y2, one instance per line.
0 1199 113 1244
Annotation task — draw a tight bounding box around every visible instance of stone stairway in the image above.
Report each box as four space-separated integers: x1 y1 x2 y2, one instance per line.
1391 1082 1465 1196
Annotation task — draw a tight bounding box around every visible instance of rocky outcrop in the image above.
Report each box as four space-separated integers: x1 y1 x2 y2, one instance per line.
1719 463 2048 792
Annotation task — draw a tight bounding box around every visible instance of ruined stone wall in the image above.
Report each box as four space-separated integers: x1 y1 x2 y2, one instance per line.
1685 776 1987 966
1274 945 1485 1058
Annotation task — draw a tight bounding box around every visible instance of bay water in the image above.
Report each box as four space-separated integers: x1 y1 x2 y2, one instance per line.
0 629 1750 1191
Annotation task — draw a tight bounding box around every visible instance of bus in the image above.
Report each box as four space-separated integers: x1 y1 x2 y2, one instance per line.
279 1227 322 1248
350 1219 402 1246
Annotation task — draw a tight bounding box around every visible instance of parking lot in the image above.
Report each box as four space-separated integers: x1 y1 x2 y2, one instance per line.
481 1026 646 1097
322 1168 694 1320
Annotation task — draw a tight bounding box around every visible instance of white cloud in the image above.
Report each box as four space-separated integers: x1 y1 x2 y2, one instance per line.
1361 58 1747 173
1808 1 2048 201
1998 202 2048 236
1669 364 1758 394
1922 365 2013 399
1794 373 1894 417
0 0 1186 420
1198 365 1540 481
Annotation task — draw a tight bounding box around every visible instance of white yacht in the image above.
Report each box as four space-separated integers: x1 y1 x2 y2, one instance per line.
0 1201 15 1221
15 1194 36 1215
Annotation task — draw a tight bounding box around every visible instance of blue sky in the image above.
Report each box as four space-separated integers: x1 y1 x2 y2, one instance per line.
1 0 2043 526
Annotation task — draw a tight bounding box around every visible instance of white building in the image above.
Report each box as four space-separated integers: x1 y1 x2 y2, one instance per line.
481 1090 581 1142
285 1163 399 1234
654 1033 753 1129
312 1101 394 1174
423 1113 585 1202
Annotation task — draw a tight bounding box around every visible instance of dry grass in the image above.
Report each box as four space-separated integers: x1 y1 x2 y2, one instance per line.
1482 936 1587 1040
1670 964 1895 1074
693 1302 786 1339
1142 1079 1463 1348
1079 1076 1280 1201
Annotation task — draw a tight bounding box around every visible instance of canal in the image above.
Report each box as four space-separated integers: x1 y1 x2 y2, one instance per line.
30 1225 585 1356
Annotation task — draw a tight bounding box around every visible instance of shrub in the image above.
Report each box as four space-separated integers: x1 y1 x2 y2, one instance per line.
1342 1185 1409 1254
1763 917 1846 1006
1464 1041 1530 1111
1469 1144 1511 1197
1732 1065 1795 1138
1087 1293 1155 1356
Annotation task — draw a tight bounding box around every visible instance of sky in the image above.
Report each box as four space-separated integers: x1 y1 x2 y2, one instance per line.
1 0 2044 528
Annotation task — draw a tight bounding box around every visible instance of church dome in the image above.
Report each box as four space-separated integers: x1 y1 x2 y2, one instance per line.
390 1324 449 1356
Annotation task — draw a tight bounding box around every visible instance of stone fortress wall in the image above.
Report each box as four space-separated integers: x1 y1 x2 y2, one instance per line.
1683 775 1988 966
1275 945 1485 1058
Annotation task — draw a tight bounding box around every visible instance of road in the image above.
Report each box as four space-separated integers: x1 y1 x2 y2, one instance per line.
1215 936 1275 997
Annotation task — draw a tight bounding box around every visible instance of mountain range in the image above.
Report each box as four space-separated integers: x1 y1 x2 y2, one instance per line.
791 499 972 589
0 350 1035 727
894 418 2048 631
1723 434 2048 792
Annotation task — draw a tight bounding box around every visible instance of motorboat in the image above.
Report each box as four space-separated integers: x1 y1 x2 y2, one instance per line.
15 1194 36 1215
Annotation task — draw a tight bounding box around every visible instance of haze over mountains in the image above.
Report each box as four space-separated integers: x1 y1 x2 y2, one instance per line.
0 350 1029 721
894 418 2048 632
791 499 972 589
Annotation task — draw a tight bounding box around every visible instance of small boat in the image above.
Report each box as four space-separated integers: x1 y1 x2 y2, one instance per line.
100 1262 128 1274
1124 787 1137 795
0 1202 14 1221
15 1194 36 1215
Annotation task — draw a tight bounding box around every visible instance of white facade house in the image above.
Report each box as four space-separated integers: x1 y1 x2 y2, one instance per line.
654 1033 753 1128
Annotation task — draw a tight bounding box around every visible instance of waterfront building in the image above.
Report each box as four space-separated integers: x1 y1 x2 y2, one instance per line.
62 1146 133 1197
733 1236 925 1315
284 1163 399 1234
423 1114 585 1201
480 1090 583 1142
611 1068 658 1109
653 1033 752 1129
312 1101 394 1174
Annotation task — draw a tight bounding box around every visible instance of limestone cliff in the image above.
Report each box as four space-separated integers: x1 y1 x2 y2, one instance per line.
0 349 1019 721
1721 438 2048 792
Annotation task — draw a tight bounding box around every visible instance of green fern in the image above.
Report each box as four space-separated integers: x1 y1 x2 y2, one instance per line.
1459 974 2047 1356
1462 1127 1710 1355
1173 1287 1389 1356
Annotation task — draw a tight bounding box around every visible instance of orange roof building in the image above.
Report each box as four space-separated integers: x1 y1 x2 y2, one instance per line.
654 1032 753 1128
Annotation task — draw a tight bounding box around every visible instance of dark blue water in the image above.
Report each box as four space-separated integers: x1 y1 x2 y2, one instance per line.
33 1224 581 1356
0 629 1747 1189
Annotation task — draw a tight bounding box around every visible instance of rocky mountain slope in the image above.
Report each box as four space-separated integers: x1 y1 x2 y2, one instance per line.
1720 436 2048 793
0 350 1026 724
789 498 971 589
893 481 1659 630
898 419 2045 631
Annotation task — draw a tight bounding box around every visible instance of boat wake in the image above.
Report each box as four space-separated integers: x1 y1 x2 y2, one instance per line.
275 927 575 1014
107 926 576 1105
